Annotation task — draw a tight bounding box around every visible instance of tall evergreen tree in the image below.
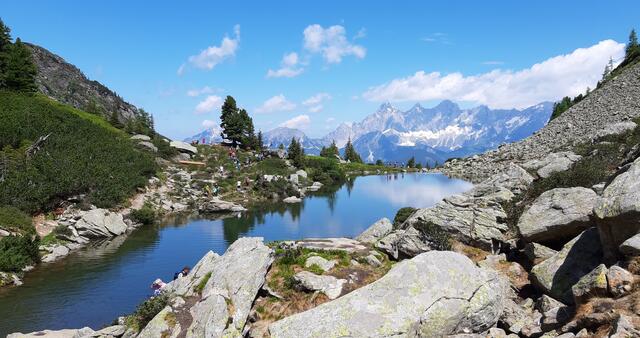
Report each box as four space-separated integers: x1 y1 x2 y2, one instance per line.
343 138 362 163
407 156 416 168
256 131 264 151
3 38 37 92
0 18 11 88
287 137 305 168
626 29 639 59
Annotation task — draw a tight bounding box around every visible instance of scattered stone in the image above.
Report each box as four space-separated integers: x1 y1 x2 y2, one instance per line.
524 152 583 179
304 256 336 272
606 265 634 298
169 140 197 154
541 305 574 330
282 196 302 203
594 156 640 261
355 217 393 244
535 295 566 313
306 181 323 192
138 141 158 152
487 327 519 338
296 238 368 253
608 314 640 338
619 233 640 257
531 228 603 304
198 198 246 213
41 244 70 263
288 174 299 185
293 271 346 299
364 254 382 267
524 242 558 263
517 187 598 243
295 170 307 179
571 264 609 304
269 251 506 338
131 134 151 141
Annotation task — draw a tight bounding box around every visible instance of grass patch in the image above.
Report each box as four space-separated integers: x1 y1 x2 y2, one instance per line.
130 203 156 225
306 264 325 275
193 272 212 294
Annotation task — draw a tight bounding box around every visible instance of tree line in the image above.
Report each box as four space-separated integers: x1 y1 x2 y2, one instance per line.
0 19 37 93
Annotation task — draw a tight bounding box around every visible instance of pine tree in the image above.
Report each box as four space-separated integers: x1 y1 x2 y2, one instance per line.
343 138 362 163
407 156 416 168
220 96 239 145
319 146 329 157
3 38 37 92
256 131 264 151
287 137 305 168
327 140 339 158
238 108 256 149
0 18 11 88
626 29 639 59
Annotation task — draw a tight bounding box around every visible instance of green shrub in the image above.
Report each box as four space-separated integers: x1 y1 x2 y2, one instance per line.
193 272 212 294
393 207 417 229
130 203 156 225
0 235 40 271
304 156 345 185
255 158 291 176
0 206 32 233
0 92 157 213
126 293 169 331
413 220 451 251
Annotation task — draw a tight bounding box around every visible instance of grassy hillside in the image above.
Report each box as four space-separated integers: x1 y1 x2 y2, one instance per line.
0 91 157 214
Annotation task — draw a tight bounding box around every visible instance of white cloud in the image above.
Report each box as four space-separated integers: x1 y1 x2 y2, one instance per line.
362 40 625 109
302 92 331 112
354 28 367 40
280 114 311 130
267 52 304 78
202 119 218 128
303 24 366 64
187 86 217 97
256 94 297 113
195 95 223 114
178 25 240 75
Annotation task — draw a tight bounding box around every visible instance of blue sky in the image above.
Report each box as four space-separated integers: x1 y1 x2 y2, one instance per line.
3 1 638 139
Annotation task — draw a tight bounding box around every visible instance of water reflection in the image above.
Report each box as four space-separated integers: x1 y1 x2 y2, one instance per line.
0 173 470 335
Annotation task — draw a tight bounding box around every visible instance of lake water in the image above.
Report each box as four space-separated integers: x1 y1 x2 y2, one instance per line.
0 173 472 335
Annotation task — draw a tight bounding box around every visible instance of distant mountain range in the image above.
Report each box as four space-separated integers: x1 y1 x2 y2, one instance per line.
186 100 553 165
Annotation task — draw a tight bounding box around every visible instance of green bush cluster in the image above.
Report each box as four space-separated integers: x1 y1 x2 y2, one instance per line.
0 235 40 272
130 203 156 225
124 293 169 331
0 92 157 213
255 158 291 176
392 207 417 229
304 156 345 185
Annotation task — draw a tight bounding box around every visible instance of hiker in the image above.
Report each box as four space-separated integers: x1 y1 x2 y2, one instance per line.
174 266 191 280
151 278 167 296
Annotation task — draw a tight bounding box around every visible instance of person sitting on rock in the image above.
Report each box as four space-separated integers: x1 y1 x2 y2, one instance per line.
173 266 190 280
151 278 166 296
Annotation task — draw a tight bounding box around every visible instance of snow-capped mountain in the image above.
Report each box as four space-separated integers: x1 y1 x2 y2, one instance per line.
183 124 223 144
186 100 552 164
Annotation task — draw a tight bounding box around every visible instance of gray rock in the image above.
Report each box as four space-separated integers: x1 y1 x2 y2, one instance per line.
535 295 566 313
199 198 246 213
487 327 519 338
138 306 180 338
517 187 598 243
138 141 158 152
541 305 574 330
167 250 220 296
282 196 301 203
606 265 634 298
91 325 126 337
376 230 404 259
293 271 346 299
188 237 273 337
269 251 506 338
306 181 323 192
304 256 336 272
74 208 128 238
594 121 638 140
619 233 640 257
7 327 95 338
288 174 299 185
170 140 197 154
522 152 582 178
295 170 307 179
500 298 540 336
356 217 393 244
531 228 603 304
364 254 382 267
609 314 640 338
524 242 558 263
594 157 640 261
131 134 151 141
41 244 70 263
296 237 368 253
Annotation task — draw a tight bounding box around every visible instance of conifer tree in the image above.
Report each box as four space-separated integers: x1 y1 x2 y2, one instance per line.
343 138 362 163
256 131 264 151
0 18 11 87
287 137 305 168
3 38 37 92
626 29 639 59
407 156 416 168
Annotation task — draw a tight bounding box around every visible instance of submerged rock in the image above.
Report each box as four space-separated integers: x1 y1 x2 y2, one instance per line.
199 198 246 213
517 187 598 243
269 251 505 337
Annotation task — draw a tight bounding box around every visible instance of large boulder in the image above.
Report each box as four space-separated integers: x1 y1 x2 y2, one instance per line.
571 264 609 304
138 306 181 338
522 152 582 178
517 187 598 243
293 271 346 299
356 217 393 244
7 327 95 338
73 208 128 238
619 233 640 257
170 140 197 154
593 121 637 140
167 250 220 296
198 198 246 213
594 157 640 261
530 228 603 304
269 251 506 337
186 237 273 337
